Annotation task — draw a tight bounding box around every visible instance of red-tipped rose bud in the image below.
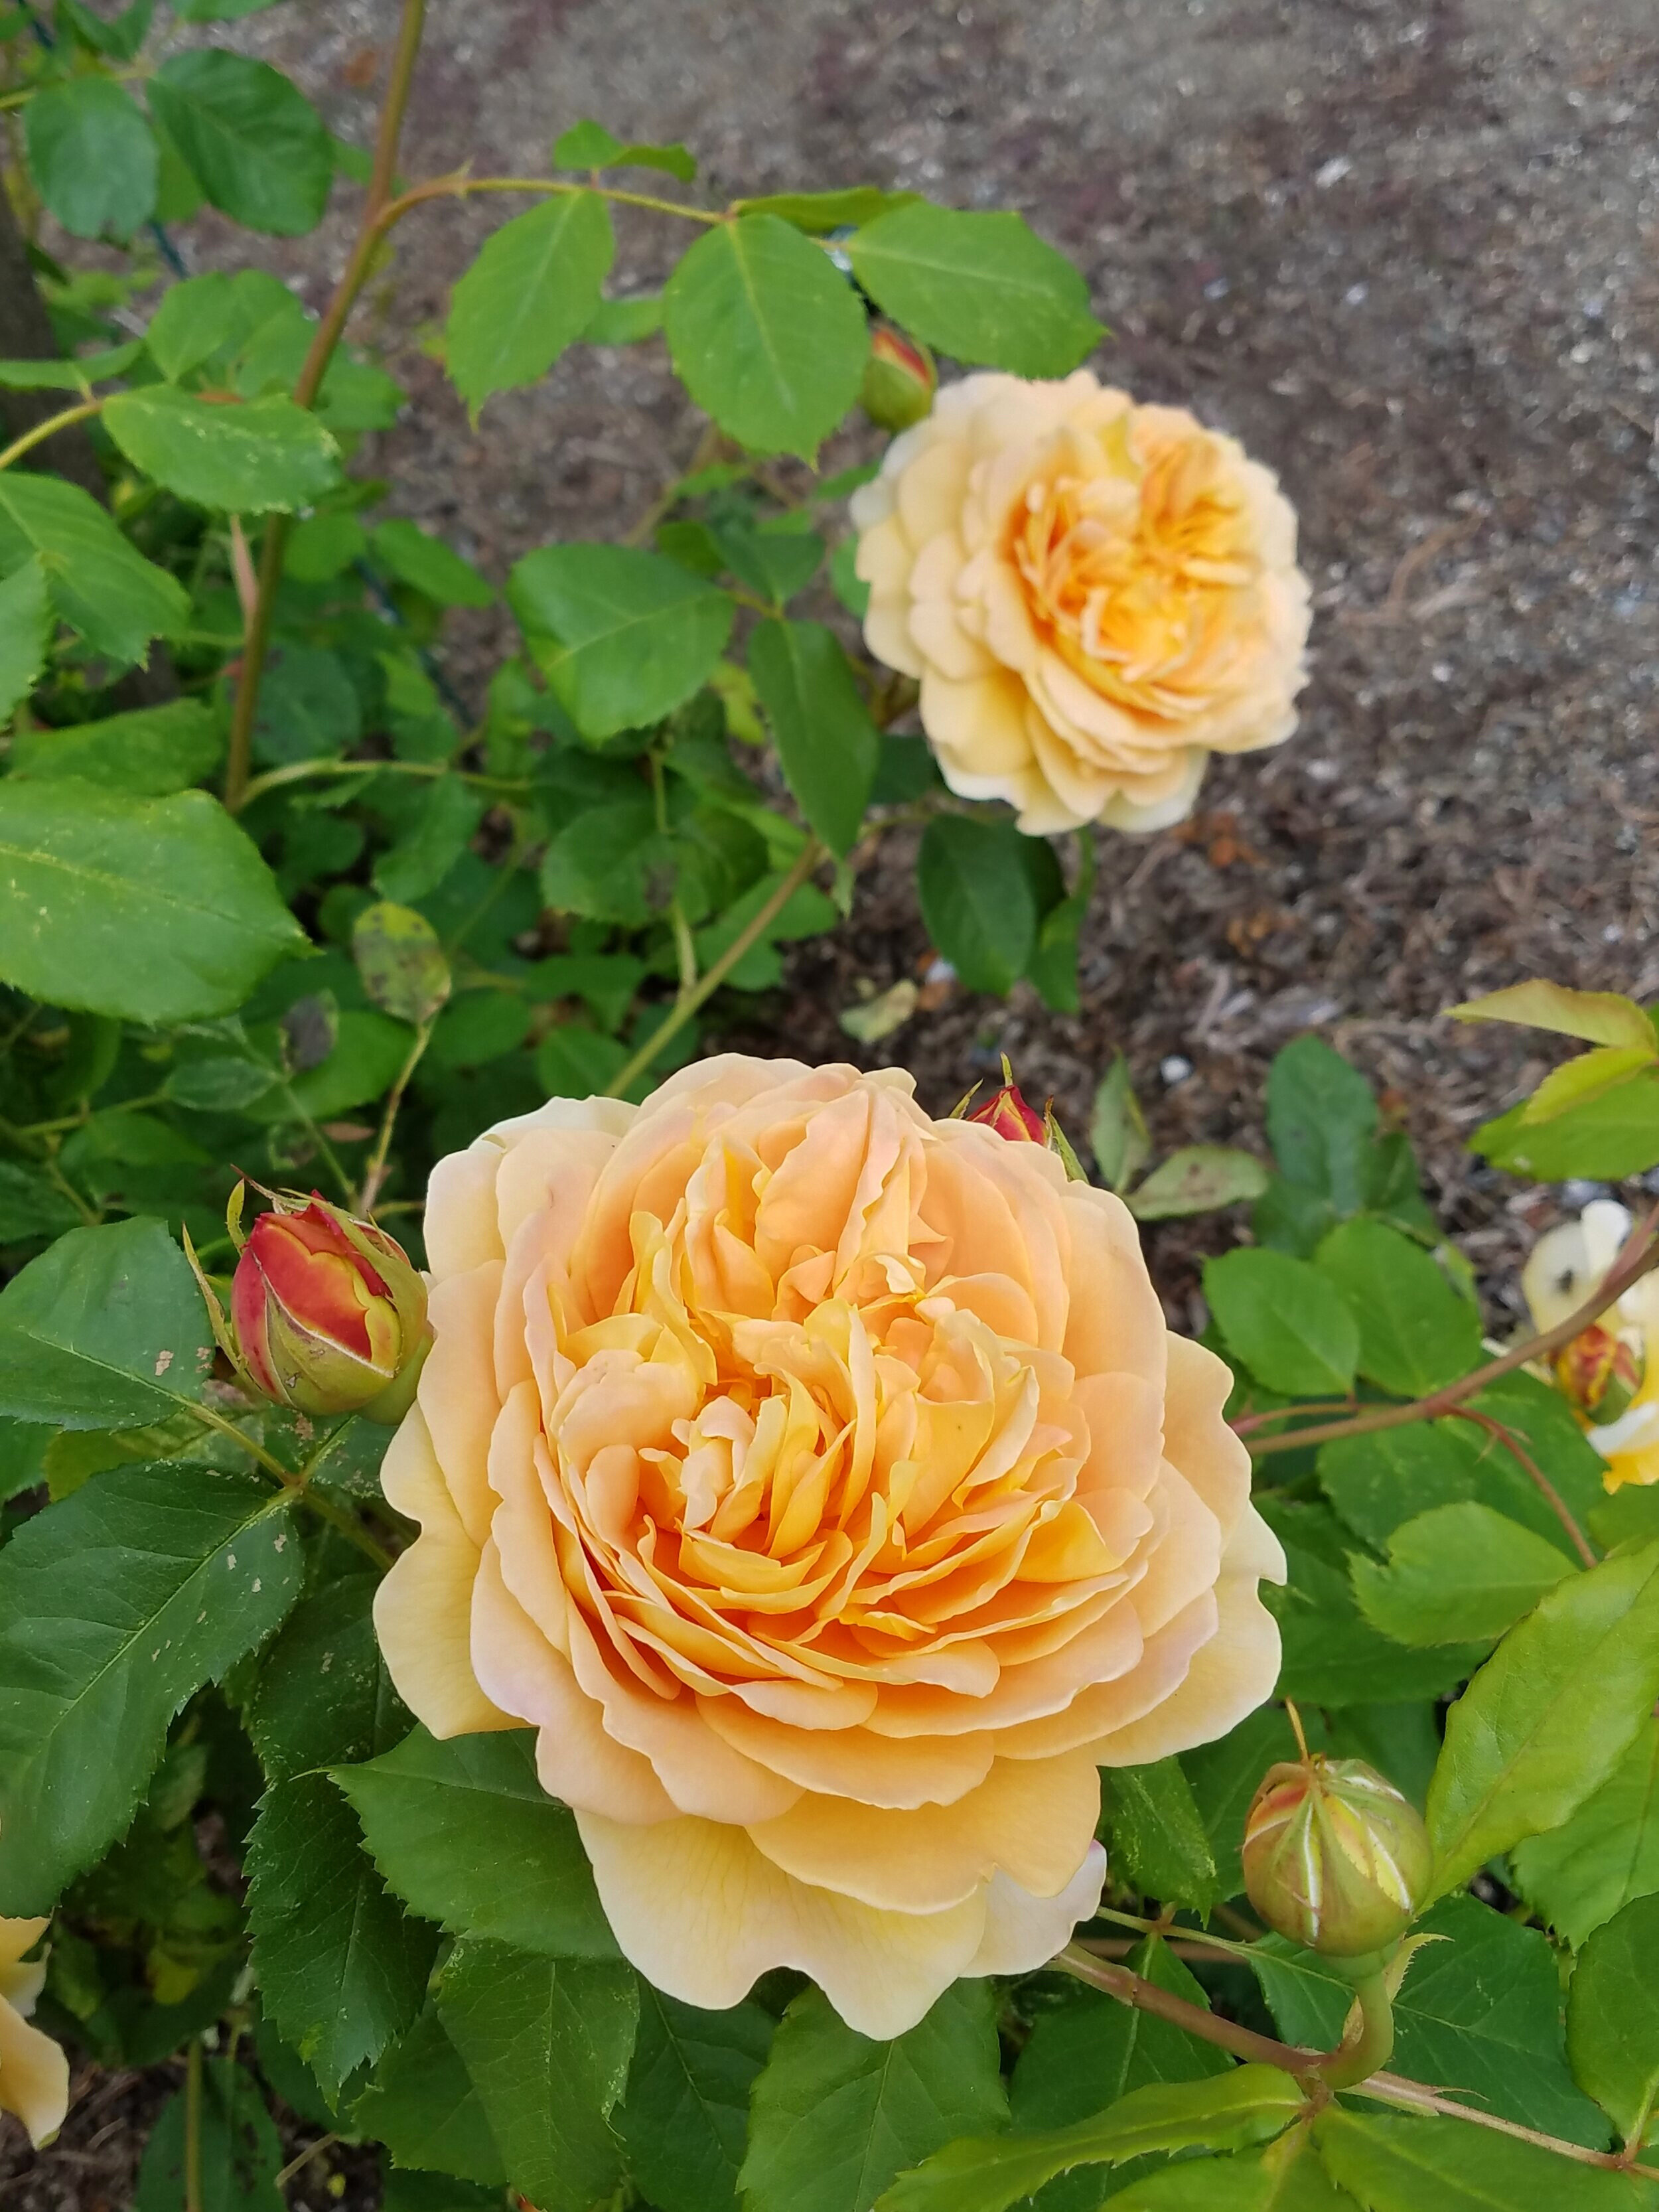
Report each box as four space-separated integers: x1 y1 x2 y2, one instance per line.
1555 1322 1646 1427
230 1188 428 1422
968 1080 1047 1144
1243 1755 1431 1958
860 324 937 432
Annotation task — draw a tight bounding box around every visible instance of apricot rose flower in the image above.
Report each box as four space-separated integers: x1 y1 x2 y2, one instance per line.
374 1057 1283 2035
851 370 1311 834
0 1917 68 2148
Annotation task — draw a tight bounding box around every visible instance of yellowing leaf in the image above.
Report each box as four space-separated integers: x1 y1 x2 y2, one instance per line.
1449 980 1656 1053
1520 1043 1659 1125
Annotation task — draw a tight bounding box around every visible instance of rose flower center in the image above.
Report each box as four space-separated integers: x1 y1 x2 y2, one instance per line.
1006 424 1262 721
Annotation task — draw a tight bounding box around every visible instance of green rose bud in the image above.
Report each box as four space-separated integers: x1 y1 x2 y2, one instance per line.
1242 1754 1431 1958
859 324 937 432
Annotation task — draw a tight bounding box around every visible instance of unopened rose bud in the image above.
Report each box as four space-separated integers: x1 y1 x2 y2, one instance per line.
859 325 937 432
1555 1322 1645 1427
1243 1755 1431 1958
229 1187 428 1422
968 1079 1047 1144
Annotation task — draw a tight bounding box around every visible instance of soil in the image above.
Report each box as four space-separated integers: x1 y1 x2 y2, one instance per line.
8 0 1659 2199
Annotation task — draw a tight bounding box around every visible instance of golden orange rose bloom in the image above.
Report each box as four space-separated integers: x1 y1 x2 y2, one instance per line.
0 1917 68 2148
851 372 1311 836
374 1057 1283 2035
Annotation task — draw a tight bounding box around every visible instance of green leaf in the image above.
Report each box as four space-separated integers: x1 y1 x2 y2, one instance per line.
1522 1043 1659 1125
0 1459 301 1911
1025 836 1094 1016
1091 1051 1151 1193
26 76 157 238
355 1995 506 2187
247 1773 437 2099
613 1984 773 2212
382 2175 506 2212
741 1980 1009 2212
1314 1220 1481 1396
873 2069 1308 2212
145 271 244 380
0 780 305 1024
1319 1392 1599 1566
11 700 222 796
1261 1501 1484 1708
553 118 697 182
372 518 494 607
60 0 155 60
848 203 1100 376
1351 1503 1573 1647
1425 1536 1659 1899
334 1725 618 1960
1472 1074 1659 1181
445 192 614 413
1263 1037 1378 1213
0 555 48 723
0 471 188 664
1255 1895 1610 2146
352 900 452 1026
373 778 484 905
1110 2144 1357 2210
0 1159 80 1245
148 51 332 236
1567 1893 1659 2143
1511 1717 1659 1949
0 1217 213 1430
582 293 664 344
749 619 879 857
1450 980 1657 1052
1129 1147 1269 1221
714 520 825 604
510 544 732 739
285 509 370 581
103 388 340 512
436 1939 638 2212
1313 2108 1644 2212
246 1008 409 1125
0 342 143 390
662 214 870 457
916 814 1039 995
253 643 362 766
1202 1248 1360 1397
1100 1761 1220 1910
733 186 917 233
248 1570 411 1781
133 2058 285 2212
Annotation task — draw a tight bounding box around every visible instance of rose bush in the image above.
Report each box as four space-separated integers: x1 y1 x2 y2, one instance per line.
373 1055 1283 2034
852 370 1313 832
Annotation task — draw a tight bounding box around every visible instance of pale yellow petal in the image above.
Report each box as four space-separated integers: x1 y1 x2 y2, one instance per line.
964 1842 1107 1975
577 1810 989 2039
0 1986 68 2148
745 1750 1100 1911
374 1412 510 1737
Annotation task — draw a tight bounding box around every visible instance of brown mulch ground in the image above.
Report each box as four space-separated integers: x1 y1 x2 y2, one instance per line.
7 0 1659 2199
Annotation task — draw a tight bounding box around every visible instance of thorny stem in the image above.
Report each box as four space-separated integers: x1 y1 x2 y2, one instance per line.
603 838 825 1099
1052 1944 1659 2175
1247 1209 1659 1460
223 0 428 812
1449 1405 1599 1568
358 1019 435 1217
0 396 104 471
